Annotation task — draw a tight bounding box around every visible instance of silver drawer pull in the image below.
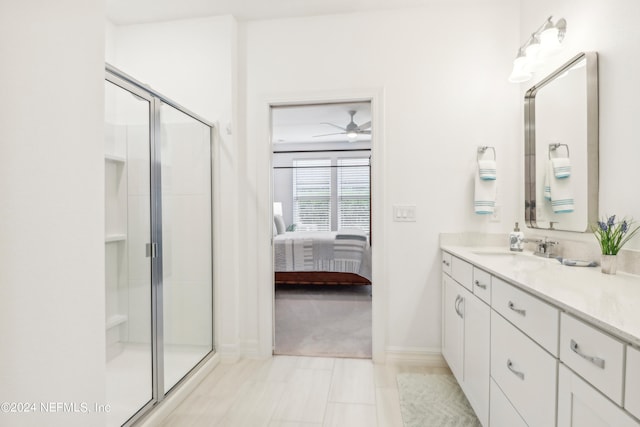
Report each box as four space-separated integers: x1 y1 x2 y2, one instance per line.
570 339 605 369
474 279 487 289
508 301 526 316
507 359 525 380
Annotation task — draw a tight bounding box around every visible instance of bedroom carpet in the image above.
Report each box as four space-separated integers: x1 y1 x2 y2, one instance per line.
396 373 481 427
274 284 372 358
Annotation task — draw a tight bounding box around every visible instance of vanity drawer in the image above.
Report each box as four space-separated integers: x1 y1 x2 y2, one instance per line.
442 251 452 275
491 310 557 427
492 277 559 355
472 267 491 304
625 346 640 419
451 256 473 291
490 379 528 427
560 313 625 405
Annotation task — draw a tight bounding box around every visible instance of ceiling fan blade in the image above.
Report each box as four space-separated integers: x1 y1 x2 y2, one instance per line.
320 122 347 131
357 121 371 130
313 132 347 137
358 130 371 135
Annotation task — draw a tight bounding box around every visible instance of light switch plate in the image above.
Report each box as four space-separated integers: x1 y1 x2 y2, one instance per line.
393 205 416 222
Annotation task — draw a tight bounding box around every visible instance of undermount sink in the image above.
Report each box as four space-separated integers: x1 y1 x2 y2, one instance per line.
470 250 556 263
471 250 520 257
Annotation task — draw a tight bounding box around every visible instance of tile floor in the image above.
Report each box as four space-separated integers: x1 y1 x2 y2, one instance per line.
159 355 450 427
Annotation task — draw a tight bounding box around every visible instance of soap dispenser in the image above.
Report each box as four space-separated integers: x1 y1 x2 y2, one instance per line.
510 222 524 252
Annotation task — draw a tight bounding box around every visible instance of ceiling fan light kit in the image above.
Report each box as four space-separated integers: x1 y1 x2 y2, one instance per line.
314 110 371 141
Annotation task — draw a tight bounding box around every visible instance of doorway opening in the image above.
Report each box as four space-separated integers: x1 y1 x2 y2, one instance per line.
271 101 372 358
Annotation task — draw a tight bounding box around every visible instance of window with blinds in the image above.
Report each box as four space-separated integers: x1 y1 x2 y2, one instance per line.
292 159 331 231
338 158 370 232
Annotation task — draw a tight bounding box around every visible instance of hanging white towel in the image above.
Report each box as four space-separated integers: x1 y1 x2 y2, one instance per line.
474 163 496 214
551 157 571 178
547 160 574 213
477 160 497 180
544 162 552 201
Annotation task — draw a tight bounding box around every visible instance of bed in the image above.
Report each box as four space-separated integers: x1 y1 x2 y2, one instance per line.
273 229 371 285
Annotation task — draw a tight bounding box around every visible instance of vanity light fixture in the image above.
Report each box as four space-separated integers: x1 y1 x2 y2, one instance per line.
509 16 567 83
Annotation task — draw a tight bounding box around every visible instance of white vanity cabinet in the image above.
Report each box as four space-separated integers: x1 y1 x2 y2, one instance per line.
558 364 638 427
489 379 527 427
626 346 640 419
442 256 490 426
441 248 640 427
560 313 625 405
442 273 464 378
491 311 557 427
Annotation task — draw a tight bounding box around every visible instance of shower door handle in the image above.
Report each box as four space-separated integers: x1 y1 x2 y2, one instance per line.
146 243 158 258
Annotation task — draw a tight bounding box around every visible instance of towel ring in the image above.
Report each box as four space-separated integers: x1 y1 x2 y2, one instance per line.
477 146 496 161
549 143 570 159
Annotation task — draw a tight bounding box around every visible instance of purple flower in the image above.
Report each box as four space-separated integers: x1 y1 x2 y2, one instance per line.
622 221 629 234
598 221 608 232
608 215 616 226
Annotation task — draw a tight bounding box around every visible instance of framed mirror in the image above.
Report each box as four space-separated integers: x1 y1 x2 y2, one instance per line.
524 52 599 232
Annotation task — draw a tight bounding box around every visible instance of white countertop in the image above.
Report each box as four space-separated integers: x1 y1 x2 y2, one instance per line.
441 245 640 348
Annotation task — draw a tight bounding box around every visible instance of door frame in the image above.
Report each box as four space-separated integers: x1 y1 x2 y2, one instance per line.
258 88 387 362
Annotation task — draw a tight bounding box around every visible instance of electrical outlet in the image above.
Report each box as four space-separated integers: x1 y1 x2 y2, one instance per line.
490 205 501 222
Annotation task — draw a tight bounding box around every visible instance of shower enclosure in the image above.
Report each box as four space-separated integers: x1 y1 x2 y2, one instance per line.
104 65 214 426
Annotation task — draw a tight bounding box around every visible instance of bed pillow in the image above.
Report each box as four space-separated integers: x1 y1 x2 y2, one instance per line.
274 214 286 235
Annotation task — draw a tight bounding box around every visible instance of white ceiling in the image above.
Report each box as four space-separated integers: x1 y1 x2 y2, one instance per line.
272 102 371 144
106 0 454 25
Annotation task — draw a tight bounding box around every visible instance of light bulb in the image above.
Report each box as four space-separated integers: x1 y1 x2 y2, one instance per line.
347 131 358 141
525 37 541 62
508 51 532 83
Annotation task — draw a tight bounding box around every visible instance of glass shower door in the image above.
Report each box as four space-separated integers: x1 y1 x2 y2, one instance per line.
104 80 153 427
159 102 213 393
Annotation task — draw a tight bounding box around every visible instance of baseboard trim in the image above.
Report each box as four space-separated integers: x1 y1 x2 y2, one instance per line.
384 346 447 367
240 339 261 359
137 353 220 427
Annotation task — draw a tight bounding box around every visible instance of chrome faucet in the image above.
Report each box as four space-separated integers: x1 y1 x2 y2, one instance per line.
524 237 559 258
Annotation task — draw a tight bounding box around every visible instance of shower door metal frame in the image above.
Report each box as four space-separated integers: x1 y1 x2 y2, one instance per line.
105 64 216 427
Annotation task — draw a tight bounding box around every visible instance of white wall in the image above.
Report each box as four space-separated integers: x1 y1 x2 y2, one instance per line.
0 1 106 426
107 15 242 358
240 2 521 357
520 0 640 250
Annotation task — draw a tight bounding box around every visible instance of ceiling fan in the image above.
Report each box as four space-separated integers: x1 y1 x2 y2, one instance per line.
314 110 371 140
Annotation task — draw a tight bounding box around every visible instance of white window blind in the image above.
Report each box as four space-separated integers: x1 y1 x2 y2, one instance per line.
337 158 370 232
292 159 331 231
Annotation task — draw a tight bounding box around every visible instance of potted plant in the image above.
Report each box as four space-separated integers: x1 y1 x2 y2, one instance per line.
592 215 640 274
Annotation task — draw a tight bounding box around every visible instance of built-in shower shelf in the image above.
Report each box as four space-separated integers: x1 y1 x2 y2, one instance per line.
105 153 126 163
106 314 127 330
105 234 127 243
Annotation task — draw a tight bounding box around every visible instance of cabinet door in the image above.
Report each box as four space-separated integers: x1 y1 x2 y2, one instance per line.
490 379 528 427
626 346 640 419
491 311 557 427
463 292 490 426
442 274 464 381
558 364 639 427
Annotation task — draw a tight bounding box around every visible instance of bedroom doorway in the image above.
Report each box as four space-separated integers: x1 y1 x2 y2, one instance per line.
271 101 373 358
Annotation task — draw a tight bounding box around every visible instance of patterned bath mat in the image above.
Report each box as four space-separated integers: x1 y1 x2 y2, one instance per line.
396 373 481 427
